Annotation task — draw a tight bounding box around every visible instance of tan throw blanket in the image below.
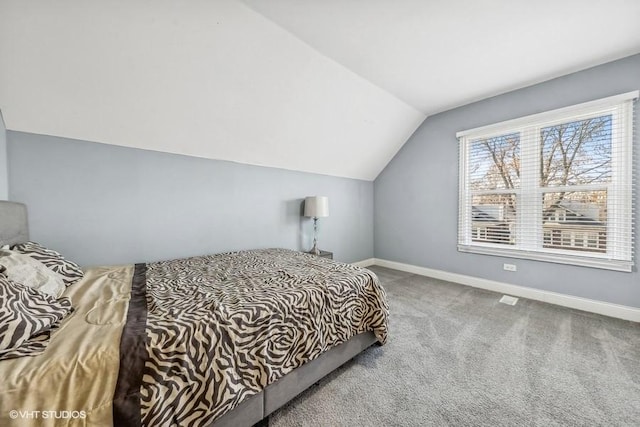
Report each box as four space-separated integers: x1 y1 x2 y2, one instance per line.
0 264 135 426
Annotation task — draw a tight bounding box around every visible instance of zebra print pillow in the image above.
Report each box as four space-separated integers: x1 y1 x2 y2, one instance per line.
11 241 83 286
0 274 73 361
0 323 62 361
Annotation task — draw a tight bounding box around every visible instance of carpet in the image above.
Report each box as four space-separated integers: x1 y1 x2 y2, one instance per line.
268 266 640 426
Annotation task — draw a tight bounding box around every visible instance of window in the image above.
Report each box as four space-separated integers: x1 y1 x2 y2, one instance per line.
457 92 637 271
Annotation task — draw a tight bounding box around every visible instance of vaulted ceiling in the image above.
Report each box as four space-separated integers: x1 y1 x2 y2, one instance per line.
1 0 639 180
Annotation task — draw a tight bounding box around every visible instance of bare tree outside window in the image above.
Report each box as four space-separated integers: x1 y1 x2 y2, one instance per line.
540 116 612 188
468 133 519 245
469 133 520 191
469 115 612 251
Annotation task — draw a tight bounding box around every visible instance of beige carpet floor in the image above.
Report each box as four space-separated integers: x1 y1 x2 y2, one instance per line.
268 266 640 426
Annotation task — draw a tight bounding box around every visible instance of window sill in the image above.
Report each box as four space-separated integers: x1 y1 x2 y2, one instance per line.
457 244 633 272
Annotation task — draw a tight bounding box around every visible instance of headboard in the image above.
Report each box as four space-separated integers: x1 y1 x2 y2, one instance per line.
0 201 29 246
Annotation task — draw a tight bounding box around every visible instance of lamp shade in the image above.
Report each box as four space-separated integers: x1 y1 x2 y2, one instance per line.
304 196 329 218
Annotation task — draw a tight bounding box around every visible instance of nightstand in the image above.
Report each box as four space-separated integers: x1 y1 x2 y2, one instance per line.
306 250 333 260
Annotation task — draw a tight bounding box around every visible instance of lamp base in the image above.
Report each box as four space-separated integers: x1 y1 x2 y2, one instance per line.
309 217 321 255
308 242 321 256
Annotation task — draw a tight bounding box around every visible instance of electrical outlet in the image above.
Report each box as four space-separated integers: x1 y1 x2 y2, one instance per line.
503 263 517 272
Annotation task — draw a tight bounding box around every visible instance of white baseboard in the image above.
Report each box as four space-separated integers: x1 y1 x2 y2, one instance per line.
372 258 640 323
351 258 375 268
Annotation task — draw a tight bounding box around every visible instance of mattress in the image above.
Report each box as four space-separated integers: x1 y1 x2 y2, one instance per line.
0 248 389 426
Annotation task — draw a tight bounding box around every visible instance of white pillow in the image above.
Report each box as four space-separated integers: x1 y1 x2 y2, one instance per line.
0 249 66 298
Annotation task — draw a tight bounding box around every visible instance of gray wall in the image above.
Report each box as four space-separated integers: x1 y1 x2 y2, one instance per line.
8 131 373 267
0 110 7 200
375 54 640 308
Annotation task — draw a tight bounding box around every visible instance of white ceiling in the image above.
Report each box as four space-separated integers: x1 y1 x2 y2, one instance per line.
243 0 640 115
1 1 639 180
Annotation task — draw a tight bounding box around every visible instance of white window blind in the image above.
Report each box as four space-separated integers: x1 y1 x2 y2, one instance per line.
457 91 637 272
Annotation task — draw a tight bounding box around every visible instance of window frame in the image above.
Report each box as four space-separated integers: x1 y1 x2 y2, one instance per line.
457 91 637 272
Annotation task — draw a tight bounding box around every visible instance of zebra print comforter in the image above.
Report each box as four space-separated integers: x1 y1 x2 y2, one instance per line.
114 248 389 426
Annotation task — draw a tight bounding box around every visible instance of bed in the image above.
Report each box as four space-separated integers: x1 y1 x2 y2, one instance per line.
0 201 389 426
